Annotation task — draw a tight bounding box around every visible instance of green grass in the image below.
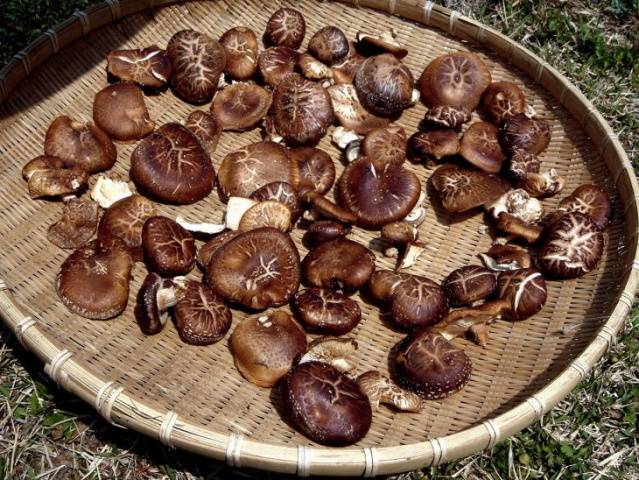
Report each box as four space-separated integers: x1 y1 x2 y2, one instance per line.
1 1 639 479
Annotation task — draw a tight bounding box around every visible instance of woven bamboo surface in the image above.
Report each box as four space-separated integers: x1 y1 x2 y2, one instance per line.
0 0 637 476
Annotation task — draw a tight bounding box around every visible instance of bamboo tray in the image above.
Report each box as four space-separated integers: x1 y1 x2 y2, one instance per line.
0 0 637 476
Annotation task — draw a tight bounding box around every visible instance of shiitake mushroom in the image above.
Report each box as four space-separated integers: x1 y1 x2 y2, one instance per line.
293 288 361 335
211 82 272 131
142 216 196 277
258 47 299 87
308 26 349 65
93 83 155 141
265 7 306 49
219 27 258 81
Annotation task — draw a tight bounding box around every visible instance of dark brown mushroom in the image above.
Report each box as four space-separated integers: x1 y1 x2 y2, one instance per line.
135 273 182 335
500 113 550 156
308 26 349 65
331 42 365 84
407 129 459 164
459 121 505 173
293 288 361 335
250 181 302 222
302 191 358 224
22 155 88 199
56 236 132 319
258 46 299 87
142 216 196 277
303 220 350 248
356 371 423 412
219 27 258 81
265 7 306 49
106 46 172 89
479 243 532 271
130 123 215 204
238 200 292 232
289 147 335 195
355 30 408 59
211 83 272 131
380 221 425 270
481 81 526 126
93 83 155 141
184 110 222 158
361 126 407 166
552 184 612 231
281 361 372 446
197 230 241 270
507 150 540 182
327 83 389 134
47 198 99 249
231 310 307 387
206 227 300 310
443 266 497 306
167 30 226 104
494 213 543 244
421 105 472 130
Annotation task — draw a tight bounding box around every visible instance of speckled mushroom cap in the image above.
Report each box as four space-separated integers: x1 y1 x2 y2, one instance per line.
308 26 349 65
211 83 272 131
292 288 361 335
106 46 172 89
93 83 155 141
206 227 300 310
369 270 449 329
430 164 511 213
184 110 221 159
55 236 132 320
197 230 241 270
217 141 299 201
270 73 335 146
500 113 551 155
338 156 421 229
249 181 302 221
289 147 335 195
497 267 548 320
167 29 226 104
361 126 407 166
443 265 497 306
130 123 215 204
142 216 196 277
264 7 306 49
327 83 389 134
281 361 372 446
554 184 612 231
538 212 604 280
481 81 526 126
407 129 460 163
258 47 299 87
391 329 472 400
219 27 258 81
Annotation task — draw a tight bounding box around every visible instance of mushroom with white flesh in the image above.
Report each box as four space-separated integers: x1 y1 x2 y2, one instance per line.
106 46 172 89
93 83 155 141
518 168 565 198
479 243 532 271
47 199 100 249
301 190 358 224
142 216 196 277
206 228 301 310
308 26 350 65
506 149 540 181
442 266 497 306
380 221 425 270
44 116 116 174
297 53 333 82
332 126 362 163
219 27 258 81
211 82 272 131
264 7 306 49
167 29 226 104
361 126 407 166
289 147 335 195
231 310 307 387
538 212 604 279
56 236 132 320
369 270 449 330
184 110 222 159
328 83 389 135
481 82 526 126
250 181 302 221
22 155 88 199
549 184 612 231
302 238 375 294
486 188 544 243
135 272 185 335
257 46 299 87
407 129 460 164
355 29 408 59
302 220 350 248
356 371 423 412
90 176 133 209
459 121 506 173
298 336 359 372
293 289 361 335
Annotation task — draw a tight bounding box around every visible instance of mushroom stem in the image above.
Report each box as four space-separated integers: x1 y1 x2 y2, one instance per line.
397 243 426 270
403 190 427 226
496 212 543 243
332 126 361 162
157 285 180 311
432 299 508 344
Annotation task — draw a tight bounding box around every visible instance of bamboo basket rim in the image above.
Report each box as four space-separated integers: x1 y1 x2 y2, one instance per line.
0 0 637 476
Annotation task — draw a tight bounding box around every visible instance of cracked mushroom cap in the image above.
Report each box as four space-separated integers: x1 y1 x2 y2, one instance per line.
211 83 272 131
173 280 232 345
443 265 497 306
281 361 372 446
250 181 302 222
184 110 222 158
500 113 550 156
459 121 505 173
48 198 99 250
206 227 300 310
538 212 604 279
496 267 548 320
407 129 459 164
56 236 132 319
98 194 156 261
308 26 349 65
302 238 375 294
258 46 299 87
44 116 116 173
430 164 511 213
106 45 172 89
554 184 612 231
418 51 491 110
22 155 89 199
219 27 258 81
327 83 389 134
130 123 215 204
361 126 407 166
338 156 421 229
354 53 414 117
134 272 181 335
167 30 226 104
217 141 298 201
231 310 307 387
265 7 306 49
289 147 335 195
303 220 350 248
369 270 449 329
422 104 472 130
196 230 241 270
238 200 292 232
93 83 155 141
507 150 540 182
271 73 334 145
293 288 361 335
142 216 196 277
481 81 526 126
391 329 472 400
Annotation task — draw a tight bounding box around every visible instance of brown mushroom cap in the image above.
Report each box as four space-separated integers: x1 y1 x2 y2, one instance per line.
98 194 156 261
361 126 407 166
293 288 361 335
354 53 414 117
327 83 389 134
142 216 196 277
211 83 272 131
197 230 241 270
289 147 335 195
507 150 540 182
421 105 472 130
407 129 459 163
418 52 491 110
331 42 365 84
206 227 300 310
303 220 350 247
231 310 307 387
496 267 548 320
538 212 604 279
217 141 298 201
134 272 180 335
44 116 116 173
459 121 505 173
391 329 472 399
23 156 89 199
184 110 222 158
302 238 375 294
339 156 421 229
297 53 333 81
93 83 155 141
380 221 419 244
308 26 349 65
258 46 299 87
369 270 449 329
167 29 226 104
500 113 551 155
481 81 526 126
265 7 306 49
430 164 511 213
48 198 99 249
249 181 302 221
356 370 423 412
554 184 612 231
356 32 408 59
271 73 334 146
173 280 232 345
130 122 215 204
480 243 532 271
443 266 497 306
238 200 292 232
219 27 258 81
281 361 372 446
56 236 132 319
106 46 172 89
